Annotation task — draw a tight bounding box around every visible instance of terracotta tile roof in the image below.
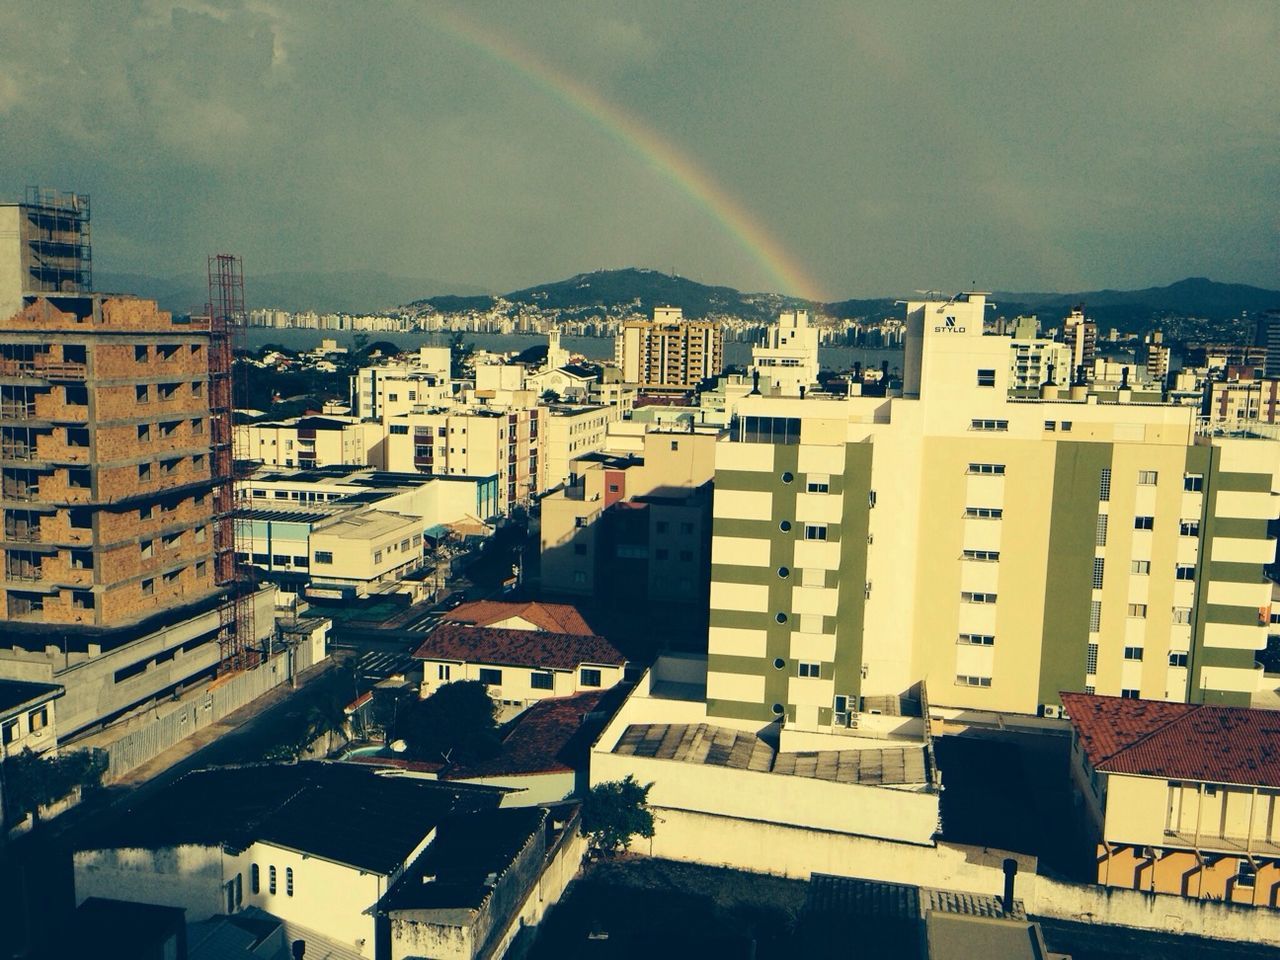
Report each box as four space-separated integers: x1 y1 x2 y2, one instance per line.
444 690 610 779
412 623 626 671
1061 692 1280 788
444 600 593 635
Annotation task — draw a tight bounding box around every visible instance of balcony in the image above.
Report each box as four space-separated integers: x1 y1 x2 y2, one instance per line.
0 401 36 421
31 360 87 382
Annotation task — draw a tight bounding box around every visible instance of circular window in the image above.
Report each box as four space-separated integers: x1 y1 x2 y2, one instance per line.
773 657 786 670
775 612 788 624
781 471 794 484
771 703 785 716
777 566 790 579
779 520 792 532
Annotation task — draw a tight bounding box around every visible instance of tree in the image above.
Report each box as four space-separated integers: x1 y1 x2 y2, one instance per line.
351 331 369 355
582 776 655 855
2 748 106 826
394 680 501 763
540 389 560 403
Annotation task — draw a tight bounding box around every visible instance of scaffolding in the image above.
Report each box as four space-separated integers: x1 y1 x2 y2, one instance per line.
22 186 92 294
208 254 257 673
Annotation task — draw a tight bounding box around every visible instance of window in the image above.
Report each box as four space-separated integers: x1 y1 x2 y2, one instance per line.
964 507 1003 519
1096 514 1109 546
269 866 277 895
807 476 830 493
251 864 260 894
1175 564 1195 581
138 462 151 481
134 345 149 362
976 369 996 387
1169 652 1189 668
868 490 877 508
1121 688 1140 699
1044 420 1056 432
1172 607 1192 625
390 424 409 435
970 419 1008 432
798 662 821 678
1086 643 1099 675
779 520 792 532
137 423 150 441
1099 468 1111 502
958 633 995 646
140 539 154 559
580 667 602 687
136 385 149 403
191 381 203 397
271 554 289 567
141 578 154 596
804 524 828 541
313 551 333 564
1179 520 1200 537
531 671 554 690
781 471 794 484
1130 560 1150 575
1134 516 1154 530
1124 646 1145 661
1137 470 1158 485
1127 603 1148 618
437 664 451 681
1237 861 1257 889
736 415 801 445
478 668 503 686
372 550 383 564
956 674 992 687
1184 474 1204 492
387 393 398 402
655 548 669 561
670 440 679 451
962 550 1000 562
1092 557 1105 588
967 463 1005 475
961 591 997 604
1061 421 1073 432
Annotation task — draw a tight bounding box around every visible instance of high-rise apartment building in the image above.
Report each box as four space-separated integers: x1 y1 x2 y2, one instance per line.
0 193 273 738
708 294 1279 732
750 310 819 397
1061 307 1097 381
615 307 723 392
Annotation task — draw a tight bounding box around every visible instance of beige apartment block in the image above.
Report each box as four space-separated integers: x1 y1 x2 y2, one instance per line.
615 307 723 392
540 428 717 602
707 293 1280 734
750 310 820 397
383 406 546 513
542 403 618 488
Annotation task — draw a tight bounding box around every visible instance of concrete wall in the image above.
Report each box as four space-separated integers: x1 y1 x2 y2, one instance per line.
75 843 227 920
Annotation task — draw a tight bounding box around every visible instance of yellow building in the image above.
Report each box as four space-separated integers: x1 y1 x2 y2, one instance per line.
708 293 1280 731
1063 691 1280 907
615 307 723 392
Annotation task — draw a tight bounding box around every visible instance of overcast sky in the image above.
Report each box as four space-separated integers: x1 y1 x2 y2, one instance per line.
1 1 1275 300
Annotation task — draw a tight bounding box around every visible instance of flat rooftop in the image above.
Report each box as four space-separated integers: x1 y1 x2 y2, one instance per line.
612 722 931 786
0 678 64 715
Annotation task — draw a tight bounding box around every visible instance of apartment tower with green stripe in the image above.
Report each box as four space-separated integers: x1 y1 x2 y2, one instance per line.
708 294 1280 729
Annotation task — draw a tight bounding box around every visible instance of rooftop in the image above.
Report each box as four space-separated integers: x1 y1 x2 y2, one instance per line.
378 807 546 913
612 722 931 786
444 689 612 780
0 677 64 716
78 763 503 875
1061 692 1280 788
413 623 626 671
444 599 594 635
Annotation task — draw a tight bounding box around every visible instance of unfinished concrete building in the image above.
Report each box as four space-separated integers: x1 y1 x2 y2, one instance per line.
0 192 272 739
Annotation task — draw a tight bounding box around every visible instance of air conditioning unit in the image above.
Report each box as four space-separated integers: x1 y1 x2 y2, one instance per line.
1041 704 1061 719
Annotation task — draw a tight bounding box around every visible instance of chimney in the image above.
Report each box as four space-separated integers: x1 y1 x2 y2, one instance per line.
1002 858 1017 914
749 369 761 396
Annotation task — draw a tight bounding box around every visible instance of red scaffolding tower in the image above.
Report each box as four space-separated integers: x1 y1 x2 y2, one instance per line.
208 254 257 673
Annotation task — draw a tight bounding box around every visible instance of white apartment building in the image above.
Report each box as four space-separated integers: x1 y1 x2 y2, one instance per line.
1008 338 1072 395
706 293 1280 735
383 406 546 514
350 346 453 418
236 415 386 469
750 310 819 397
543 403 619 488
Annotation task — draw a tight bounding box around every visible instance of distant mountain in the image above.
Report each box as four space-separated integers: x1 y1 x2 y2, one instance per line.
408 267 810 322
409 269 1278 334
96 270 487 315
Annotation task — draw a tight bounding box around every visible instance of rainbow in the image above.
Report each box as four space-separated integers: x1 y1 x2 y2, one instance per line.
434 7 827 302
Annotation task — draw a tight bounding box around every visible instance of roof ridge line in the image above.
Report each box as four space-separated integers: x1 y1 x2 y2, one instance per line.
1099 702 1205 768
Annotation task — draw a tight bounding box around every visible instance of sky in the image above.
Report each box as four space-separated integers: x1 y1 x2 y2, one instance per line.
1 1 1276 301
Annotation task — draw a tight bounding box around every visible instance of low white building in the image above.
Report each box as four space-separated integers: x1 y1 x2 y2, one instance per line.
0 678 63 758
750 310 819 397
236 415 387 470
413 622 626 708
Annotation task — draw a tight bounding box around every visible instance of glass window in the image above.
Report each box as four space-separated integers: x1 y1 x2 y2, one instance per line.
580 668 602 687
531 671 554 690
269 865 277 895
478 668 502 686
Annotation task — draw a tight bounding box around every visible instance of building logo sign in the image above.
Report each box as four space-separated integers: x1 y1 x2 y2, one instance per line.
933 315 966 334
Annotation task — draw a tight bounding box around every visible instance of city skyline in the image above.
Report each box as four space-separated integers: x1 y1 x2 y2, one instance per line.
1 2 1276 300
